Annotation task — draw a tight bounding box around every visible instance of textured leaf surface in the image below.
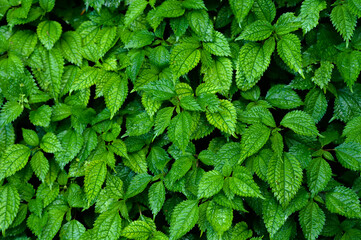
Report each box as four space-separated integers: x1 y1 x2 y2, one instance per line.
84 160 107 203
307 158 331 196
331 4 357 46
267 153 303 207
104 74 128 119
0 144 30 181
277 34 304 77
335 142 361 171
170 39 201 80
59 31 83 66
299 201 325 240
240 124 271 163
122 220 153 239
0 184 20 231
93 209 122 240
203 31 231 56
229 167 263 198
281 111 319 137
229 0 255 24
238 37 275 88
170 200 199 240
325 186 361 218
299 0 327 34
37 21 62 49
168 111 192 152
304 88 327 123
265 85 303 109
239 20 274 41
206 200 233 234
198 170 224 199
206 100 237 135
149 181 166 217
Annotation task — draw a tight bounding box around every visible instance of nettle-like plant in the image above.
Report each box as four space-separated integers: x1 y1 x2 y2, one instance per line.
1 0 361 239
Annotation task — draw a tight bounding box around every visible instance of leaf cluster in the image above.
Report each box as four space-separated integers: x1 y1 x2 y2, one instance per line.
1 0 361 239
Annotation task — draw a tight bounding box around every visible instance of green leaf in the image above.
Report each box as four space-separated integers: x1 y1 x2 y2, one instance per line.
140 78 176 101
30 151 49 182
122 220 153 239
36 183 60 208
198 170 224 199
187 10 214 41
312 61 334 90
299 0 327 34
169 200 199 240
229 0 255 24
274 12 302 35
54 129 84 169
333 85 361 122
165 156 193 183
299 201 325 240
349 0 361 17
262 193 288 238
40 132 62 153
39 0 55 12
156 0 185 18
0 184 20 232
331 4 357 47
206 200 233 234
206 99 237 135
240 123 271 163
325 186 361 219
343 116 361 143
93 209 122 240
229 166 263 198
30 46 64 99
0 101 23 127
154 107 174 138
281 110 319 137
265 85 303 109
29 105 52 127
39 204 68 240
124 0 148 27
304 88 327 123
170 39 201 80
125 173 152 199
252 0 276 22
238 20 274 41
108 139 129 159
335 142 361 171
203 31 231 56
124 149 148 174
277 33 304 77
0 144 30 181
60 220 86 240
336 51 361 89
84 160 107 204
37 20 62 50
203 57 233 91
238 37 275 90
71 67 105 92
22 128 39 146
168 111 193 152
268 153 303 207
59 31 83 66
307 158 332 197
149 181 166 218
9 30 38 57
103 74 128 119
124 30 154 49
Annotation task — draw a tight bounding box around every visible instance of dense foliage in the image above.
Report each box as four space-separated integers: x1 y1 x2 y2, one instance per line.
1 0 361 239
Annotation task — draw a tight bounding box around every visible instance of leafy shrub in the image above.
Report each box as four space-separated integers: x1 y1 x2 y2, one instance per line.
1 0 361 239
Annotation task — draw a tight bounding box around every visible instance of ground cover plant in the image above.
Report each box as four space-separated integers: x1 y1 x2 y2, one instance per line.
1 0 361 239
